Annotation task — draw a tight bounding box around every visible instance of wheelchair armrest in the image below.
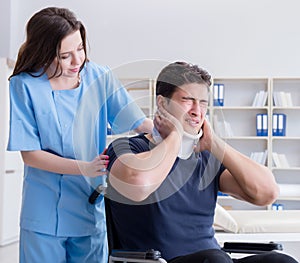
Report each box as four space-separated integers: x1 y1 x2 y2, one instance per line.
222 242 283 254
111 249 161 259
110 249 167 263
109 256 167 263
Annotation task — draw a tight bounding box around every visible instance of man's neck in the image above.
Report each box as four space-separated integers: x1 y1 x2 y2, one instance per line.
145 133 156 144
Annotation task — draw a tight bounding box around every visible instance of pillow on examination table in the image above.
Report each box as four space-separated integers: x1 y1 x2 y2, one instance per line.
228 210 300 233
214 205 300 233
214 203 238 233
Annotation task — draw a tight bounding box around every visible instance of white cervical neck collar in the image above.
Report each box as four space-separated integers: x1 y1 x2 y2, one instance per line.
152 127 202 159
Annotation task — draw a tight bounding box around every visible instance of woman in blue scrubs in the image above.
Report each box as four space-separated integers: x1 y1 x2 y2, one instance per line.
7 7 153 263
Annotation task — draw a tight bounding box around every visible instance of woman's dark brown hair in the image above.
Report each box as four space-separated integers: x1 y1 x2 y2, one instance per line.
10 7 88 79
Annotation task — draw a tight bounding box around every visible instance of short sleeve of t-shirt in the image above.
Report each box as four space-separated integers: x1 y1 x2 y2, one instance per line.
106 134 150 172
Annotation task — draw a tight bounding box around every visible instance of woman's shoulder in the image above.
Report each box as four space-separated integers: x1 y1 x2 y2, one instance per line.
84 61 111 75
9 71 47 88
10 72 33 82
82 61 119 88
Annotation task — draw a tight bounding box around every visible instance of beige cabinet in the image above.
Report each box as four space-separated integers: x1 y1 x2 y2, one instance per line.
270 78 300 210
213 77 300 210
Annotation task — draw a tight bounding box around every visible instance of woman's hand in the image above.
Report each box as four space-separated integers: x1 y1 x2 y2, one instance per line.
79 149 109 177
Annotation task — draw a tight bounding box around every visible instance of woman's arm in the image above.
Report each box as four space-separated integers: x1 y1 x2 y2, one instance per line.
21 150 108 177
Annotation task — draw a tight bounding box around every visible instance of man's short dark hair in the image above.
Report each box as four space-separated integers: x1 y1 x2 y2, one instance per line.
156 61 212 98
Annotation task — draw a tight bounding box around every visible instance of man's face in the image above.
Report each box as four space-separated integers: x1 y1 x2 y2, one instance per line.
164 83 209 135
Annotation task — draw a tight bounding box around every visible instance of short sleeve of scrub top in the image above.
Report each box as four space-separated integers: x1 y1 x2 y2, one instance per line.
6 61 146 237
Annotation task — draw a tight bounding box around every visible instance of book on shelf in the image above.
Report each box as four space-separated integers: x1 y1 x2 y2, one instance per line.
278 183 300 198
250 150 267 165
273 91 293 107
213 115 233 137
213 83 224 106
272 113 286 136
256 113 268 136
272 152 290 168
252 90 268 107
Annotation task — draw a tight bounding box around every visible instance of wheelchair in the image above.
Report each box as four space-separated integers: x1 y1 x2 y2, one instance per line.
89 185 283 263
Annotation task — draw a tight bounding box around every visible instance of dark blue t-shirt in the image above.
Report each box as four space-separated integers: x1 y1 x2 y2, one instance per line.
106 134 225 261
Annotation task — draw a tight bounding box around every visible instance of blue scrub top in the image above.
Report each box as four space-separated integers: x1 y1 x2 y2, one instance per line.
7 61 146 237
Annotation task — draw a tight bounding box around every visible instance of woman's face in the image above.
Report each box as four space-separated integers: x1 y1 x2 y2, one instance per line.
50 30 86 78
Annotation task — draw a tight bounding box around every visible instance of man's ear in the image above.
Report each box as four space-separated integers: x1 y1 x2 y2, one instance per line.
157 95 169 107
156 95 165 108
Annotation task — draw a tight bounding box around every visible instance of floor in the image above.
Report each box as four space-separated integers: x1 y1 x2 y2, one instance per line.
1 240 299 262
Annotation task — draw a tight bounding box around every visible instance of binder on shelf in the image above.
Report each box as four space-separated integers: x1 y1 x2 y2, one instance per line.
218 84 224 106
213 84 218 105
277 113 286 136
256 113 268 136
107 123 114 135
262 113 268 136
213 83 224 106
272 113 278 136
272 113 286 136
272 203 284 210
217 191 228 197
256 114 262 136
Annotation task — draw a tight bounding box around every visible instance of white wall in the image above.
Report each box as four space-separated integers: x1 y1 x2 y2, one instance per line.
0 1 11 58
2 0 300 77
